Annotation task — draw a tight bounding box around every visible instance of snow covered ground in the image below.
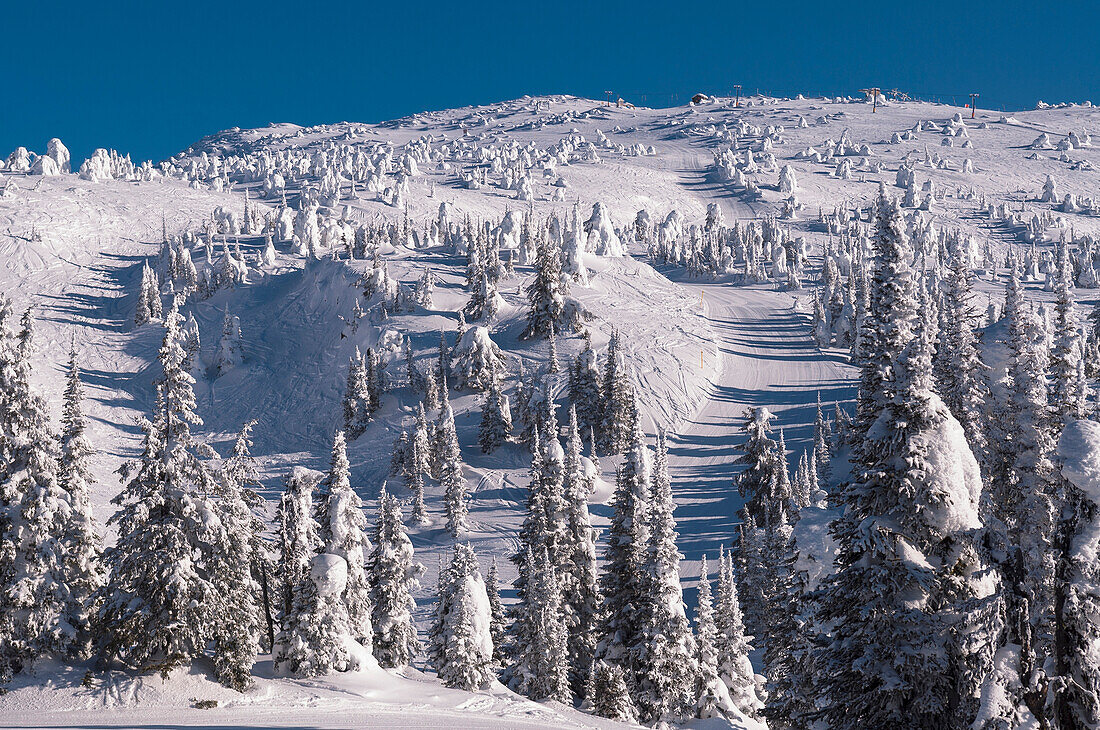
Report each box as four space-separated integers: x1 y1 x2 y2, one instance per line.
1 92 1098 727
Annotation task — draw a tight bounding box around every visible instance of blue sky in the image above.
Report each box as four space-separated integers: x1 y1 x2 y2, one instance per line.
3 0 1097 165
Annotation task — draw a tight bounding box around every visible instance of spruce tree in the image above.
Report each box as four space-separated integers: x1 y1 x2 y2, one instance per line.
315 431 373 645
435 393 467 537
0 307 80 677
522 231 567 339
275 468 322 651
369 484 423 669
596 409 651 683
343 348 371 440
98 297 222 676
478 372 512 454
586 661 639 722
598 330 634 455
561 406 600 694
568 329 602 438
57 341 104 657
634 429 698 724
938 236 989 460
715 545 763 718
485 558 507 664
507 547 571 702
429 544 494 690
813 195 1000 729
694 555 731 720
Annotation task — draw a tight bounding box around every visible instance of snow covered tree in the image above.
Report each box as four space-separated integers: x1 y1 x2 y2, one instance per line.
276 468 322 624
598 329 634 455
365 347 384 414
485 558 507 663
343 348 371 440
735 407 789 528
812 394 831 490
568 329 602 438
596 412 651 683
451 326 506 391
1050 238 1087 421
315 431 373 645
813 193 1000 729
135 260 162 326
633 429 698 724
369 484 423 669
0 307 81 677
715 545 763 719
434 394 468 537
522 233 567 339
209 432 263 691
407 405 431 525
56 342 104 657
938 236 989 460
214 306 243 376
507 546 571 702
586 661 639 722
275 553 354 677
478 371 512 454
695 555 734 720
97 296 223 677
429 544 495 690
561 405 600 694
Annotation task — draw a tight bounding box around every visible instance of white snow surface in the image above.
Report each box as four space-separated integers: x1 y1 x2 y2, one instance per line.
3 92 1100 728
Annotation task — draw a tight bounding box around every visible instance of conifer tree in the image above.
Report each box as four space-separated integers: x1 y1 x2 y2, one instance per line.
561 406 600 694
485 558 507 663
598 330 634 455
435 392 467 537
98 297 222 676
0 307 80 677
57 341 104 657
634 429 698 724
938 236 989 460
586 661 639 722
813 195 1000 729
715 545 763 718
507 547 571 702
478 372 512 454
568 329 602 437
429 544 494 690
812 393 831 490
214 306 243 376
369 484 423 669
695 555 732 720
315 431 373 645
596 410 651 682
210 434 262 690
275 553 354 677
343 348 371 440
276 468 321 624
1050 238 1087 421
522 232 567 339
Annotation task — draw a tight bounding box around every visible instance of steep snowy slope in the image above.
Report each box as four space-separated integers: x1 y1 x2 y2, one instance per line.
1 92 1098 728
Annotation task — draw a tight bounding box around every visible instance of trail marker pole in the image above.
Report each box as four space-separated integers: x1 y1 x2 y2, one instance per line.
969 93 980 118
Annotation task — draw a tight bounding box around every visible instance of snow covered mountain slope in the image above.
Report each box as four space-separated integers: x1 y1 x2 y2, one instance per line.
0 92 1098 727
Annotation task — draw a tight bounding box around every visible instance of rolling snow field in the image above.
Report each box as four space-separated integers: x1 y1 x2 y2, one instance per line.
1 92 1098 728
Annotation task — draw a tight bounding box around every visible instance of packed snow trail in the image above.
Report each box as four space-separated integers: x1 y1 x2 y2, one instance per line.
661 274 856 576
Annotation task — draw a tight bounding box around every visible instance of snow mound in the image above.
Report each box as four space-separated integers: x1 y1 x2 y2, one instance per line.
1059 419 1100 502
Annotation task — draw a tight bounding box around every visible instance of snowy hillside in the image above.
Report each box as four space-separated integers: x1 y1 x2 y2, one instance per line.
1 92 1099 729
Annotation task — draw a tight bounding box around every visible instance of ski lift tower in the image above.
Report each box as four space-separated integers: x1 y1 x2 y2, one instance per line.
860 87 882 112
733 84 742 107
604 90 613 106
968 93 980 118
